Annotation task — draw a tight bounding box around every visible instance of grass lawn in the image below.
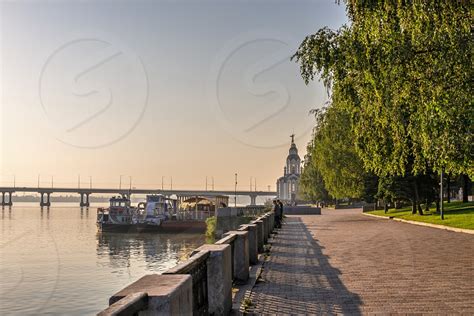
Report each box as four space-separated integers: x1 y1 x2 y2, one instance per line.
368 201 474 230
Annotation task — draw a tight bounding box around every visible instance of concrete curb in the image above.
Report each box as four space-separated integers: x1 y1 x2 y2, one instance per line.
363 212 474 235
231 255 264 315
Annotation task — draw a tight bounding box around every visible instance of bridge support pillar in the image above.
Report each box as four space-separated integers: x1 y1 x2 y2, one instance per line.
80 193 90 207
1 192 4 206
249 194 257 206
40 192 51 207
5 192 13 206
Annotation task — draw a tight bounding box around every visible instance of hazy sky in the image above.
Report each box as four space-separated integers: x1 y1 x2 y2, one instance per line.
0 0 347 191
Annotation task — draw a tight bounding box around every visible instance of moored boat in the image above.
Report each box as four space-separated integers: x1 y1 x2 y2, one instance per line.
97 195 208 233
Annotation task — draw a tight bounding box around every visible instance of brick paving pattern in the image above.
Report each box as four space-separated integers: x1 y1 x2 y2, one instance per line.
245 209 474 315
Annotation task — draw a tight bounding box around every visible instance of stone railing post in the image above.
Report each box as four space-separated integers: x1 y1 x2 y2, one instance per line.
269 212 275 230
191 244 232 315
266 213 272 236
261 215 269 243
224 231 249 283
239 224 258 265
106 274 192 315
252 220 264 253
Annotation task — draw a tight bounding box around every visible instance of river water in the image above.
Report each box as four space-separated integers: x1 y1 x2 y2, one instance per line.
0 203 206 315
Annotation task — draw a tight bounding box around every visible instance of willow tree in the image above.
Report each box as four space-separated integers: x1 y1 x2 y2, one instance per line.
299 152 330 203
293 0 473 212
300 106 376 202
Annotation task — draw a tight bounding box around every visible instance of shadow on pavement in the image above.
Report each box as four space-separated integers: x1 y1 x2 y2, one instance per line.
245 217 362 315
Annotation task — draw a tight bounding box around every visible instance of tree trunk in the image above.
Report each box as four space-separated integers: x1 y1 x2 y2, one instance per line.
462 174 470 203
424 199 430 213
414 178 424 215
412 200 417 214
384 200 388 214
435 200 440 213
417 202 423 215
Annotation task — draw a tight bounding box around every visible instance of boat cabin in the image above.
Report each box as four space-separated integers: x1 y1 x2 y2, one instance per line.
109 196 131 208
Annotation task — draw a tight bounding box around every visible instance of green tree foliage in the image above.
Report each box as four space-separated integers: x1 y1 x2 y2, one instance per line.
299 152 330 203
293 1 472 212
312 106 366 199
293 0 473 178
300 107 377 201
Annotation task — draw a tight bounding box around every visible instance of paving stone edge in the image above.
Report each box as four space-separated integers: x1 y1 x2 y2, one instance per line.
363 212 474 235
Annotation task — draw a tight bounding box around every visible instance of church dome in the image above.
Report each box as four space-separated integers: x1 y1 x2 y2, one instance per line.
288 142 299 159
287 135 300 161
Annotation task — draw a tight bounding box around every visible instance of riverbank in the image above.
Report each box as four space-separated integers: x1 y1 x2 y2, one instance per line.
98 210 276 315
367 201 474 230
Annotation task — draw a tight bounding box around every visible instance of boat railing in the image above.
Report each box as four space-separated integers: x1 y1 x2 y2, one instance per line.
171 210 214 221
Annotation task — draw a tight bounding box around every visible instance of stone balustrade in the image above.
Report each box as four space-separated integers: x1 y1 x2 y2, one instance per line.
97 210 277 316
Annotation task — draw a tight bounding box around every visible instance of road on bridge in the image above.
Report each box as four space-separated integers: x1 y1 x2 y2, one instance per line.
245 208 473 314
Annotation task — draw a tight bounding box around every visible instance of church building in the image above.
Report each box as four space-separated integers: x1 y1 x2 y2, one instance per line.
277 135 301 202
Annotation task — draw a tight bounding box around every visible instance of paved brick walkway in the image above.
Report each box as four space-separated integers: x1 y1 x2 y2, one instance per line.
244 209 474 315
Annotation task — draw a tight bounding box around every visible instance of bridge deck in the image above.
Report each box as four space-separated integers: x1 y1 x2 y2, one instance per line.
0 186 276 196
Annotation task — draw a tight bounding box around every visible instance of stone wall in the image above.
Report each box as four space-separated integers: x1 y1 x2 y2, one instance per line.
98 211 277 316
283 206 321 215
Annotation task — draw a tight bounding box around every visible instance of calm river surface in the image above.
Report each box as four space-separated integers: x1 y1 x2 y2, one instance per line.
0 203 206 315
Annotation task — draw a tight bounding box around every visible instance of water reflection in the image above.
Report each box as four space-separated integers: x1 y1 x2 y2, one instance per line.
96 232 204 271
0 204 206 315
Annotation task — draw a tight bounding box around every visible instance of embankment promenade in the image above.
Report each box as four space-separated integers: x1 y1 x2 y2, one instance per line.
245 208 473 314
98 207 473 315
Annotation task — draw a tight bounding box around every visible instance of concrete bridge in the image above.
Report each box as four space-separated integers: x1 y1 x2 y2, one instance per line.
0 186 276 207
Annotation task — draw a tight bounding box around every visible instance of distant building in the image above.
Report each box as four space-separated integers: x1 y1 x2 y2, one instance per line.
277 135 301 202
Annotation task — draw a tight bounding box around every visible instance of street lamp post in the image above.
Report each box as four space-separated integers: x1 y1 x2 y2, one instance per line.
119 175 123 190
234 173 238 207
440 170 444 220
89 176 92 189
